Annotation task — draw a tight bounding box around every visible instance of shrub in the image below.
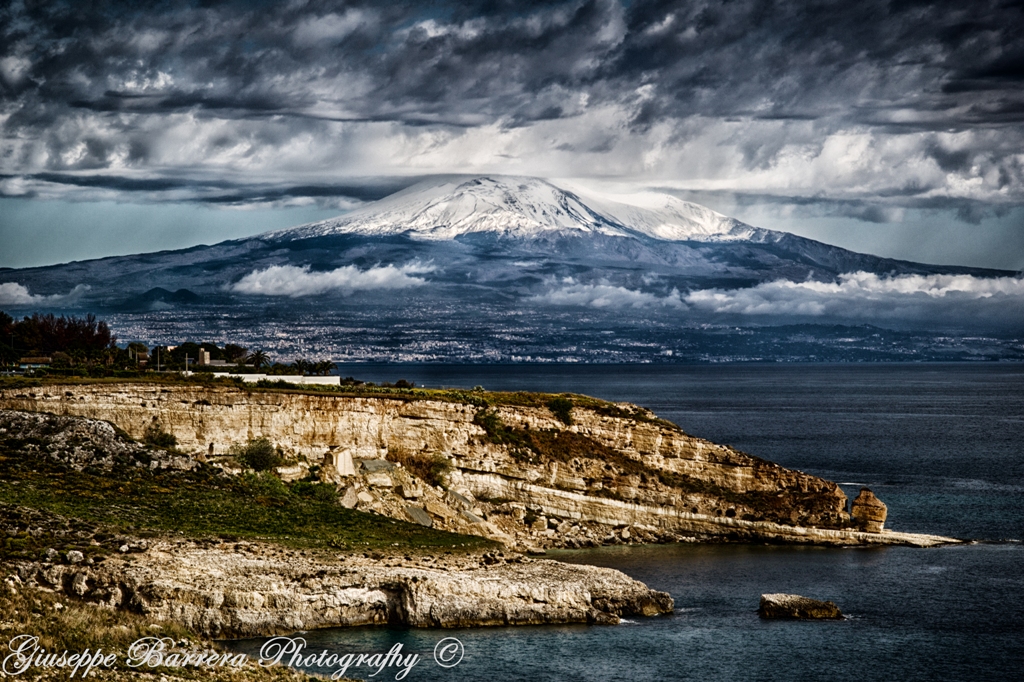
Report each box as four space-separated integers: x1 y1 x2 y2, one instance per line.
423 455 452 488
300 464 322 482
142 422 177 449
547 396 574 425
234 437 282 472
389 447 452 488
291 480 338 504
473 409 528 448
237 470 289 500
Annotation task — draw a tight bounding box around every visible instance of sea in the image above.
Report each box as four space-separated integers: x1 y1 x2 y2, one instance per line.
223 363 1024 681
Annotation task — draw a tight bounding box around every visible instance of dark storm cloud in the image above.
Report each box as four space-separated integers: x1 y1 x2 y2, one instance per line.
615 0 1024 125
1 0 621 127
1 0 1022 211
664 186 1018 227
12 171 411 204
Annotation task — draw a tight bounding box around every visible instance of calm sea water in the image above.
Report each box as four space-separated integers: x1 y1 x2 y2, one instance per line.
225 364 1024 681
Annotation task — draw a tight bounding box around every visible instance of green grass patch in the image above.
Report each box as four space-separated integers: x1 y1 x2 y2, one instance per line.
0 446 491 559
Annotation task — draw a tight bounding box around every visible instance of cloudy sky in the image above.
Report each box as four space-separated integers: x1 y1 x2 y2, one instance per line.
1 0 1022 269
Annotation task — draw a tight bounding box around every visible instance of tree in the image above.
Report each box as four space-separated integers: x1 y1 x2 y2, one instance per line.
127 342 148 366
0 344 18 366
0 312 16 366
7 312 115 358
247 350 270 369
224 344 248 363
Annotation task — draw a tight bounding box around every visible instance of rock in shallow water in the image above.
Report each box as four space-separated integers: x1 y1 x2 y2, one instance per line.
758 593 844 620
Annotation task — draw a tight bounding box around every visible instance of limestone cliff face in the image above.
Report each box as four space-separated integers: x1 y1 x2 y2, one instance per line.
0 383 947 548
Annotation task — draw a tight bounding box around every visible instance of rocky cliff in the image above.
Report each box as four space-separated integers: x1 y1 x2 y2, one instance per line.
0 382 956 548
0 408 674 638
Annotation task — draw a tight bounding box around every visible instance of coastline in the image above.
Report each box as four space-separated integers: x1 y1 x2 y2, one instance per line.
0 376 965 651
0 359 1017 681
5 537 673 639
459 475 961 548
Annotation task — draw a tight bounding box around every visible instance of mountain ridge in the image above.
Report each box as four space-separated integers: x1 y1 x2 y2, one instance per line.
1 174 1013 284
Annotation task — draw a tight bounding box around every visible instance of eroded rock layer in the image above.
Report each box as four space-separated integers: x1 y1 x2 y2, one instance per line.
5 530 673 637
0 384 956 548
851 488 888 532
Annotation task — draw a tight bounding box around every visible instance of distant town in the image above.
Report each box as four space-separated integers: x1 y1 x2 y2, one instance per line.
0 310 347 386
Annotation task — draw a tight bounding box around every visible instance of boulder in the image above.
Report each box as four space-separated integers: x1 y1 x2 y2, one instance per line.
339 486 359 509
324 449 356 476
397 484 423 499
360 459 396 473
404 505 434 527
424 499 456 520
758 593 843 620
851 488 887 532
446 490 474 510
365 472 394 488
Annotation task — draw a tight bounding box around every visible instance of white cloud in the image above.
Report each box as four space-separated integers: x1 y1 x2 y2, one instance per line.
229 263 434 297
292 10 371 47
685 272 1024 322
531 278 685 309
0 55 32 87
5 104 1020 218
0 283 90 305
0 283 41 305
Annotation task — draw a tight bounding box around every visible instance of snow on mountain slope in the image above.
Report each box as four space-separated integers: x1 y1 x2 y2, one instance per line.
268 175 768 243
561 182 764 242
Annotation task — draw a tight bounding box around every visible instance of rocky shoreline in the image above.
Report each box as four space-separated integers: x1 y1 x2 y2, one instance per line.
5 530 673 638
0 405 673 638
0 383 960 641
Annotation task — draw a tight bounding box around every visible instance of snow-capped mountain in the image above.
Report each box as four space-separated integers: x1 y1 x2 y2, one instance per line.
269 176 764 243
2 174 1018 363
4 176 1007 309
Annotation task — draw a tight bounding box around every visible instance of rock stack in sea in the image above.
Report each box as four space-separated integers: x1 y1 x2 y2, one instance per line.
851 488 887 532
